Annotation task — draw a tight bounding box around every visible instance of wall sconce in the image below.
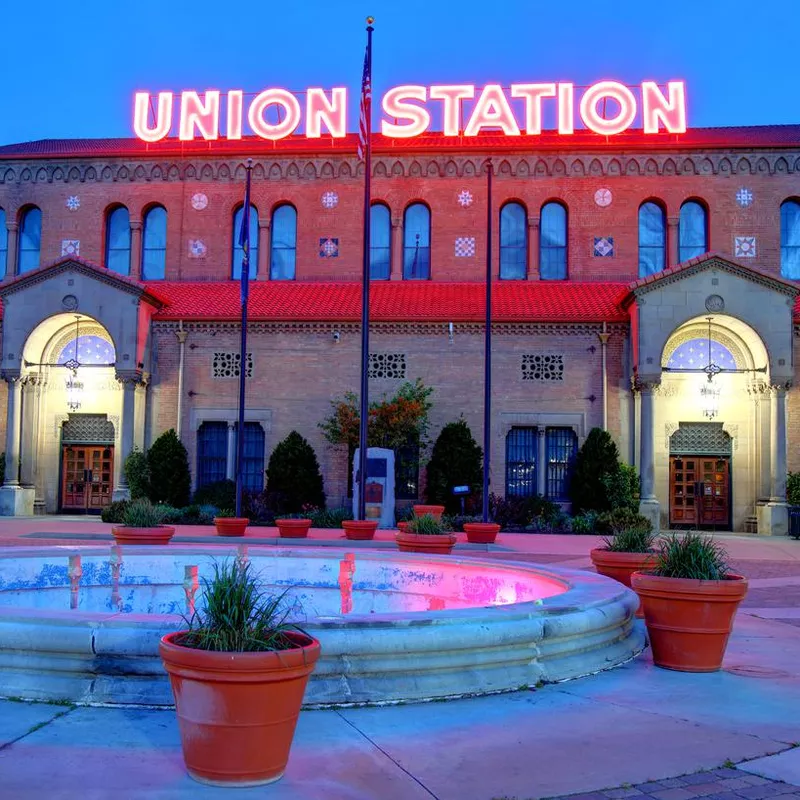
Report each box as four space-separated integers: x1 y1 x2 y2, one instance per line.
332 330 341 343
448 322 454 345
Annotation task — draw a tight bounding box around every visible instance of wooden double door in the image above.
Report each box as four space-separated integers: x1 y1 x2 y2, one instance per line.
669 455 730 528
61 445 114 513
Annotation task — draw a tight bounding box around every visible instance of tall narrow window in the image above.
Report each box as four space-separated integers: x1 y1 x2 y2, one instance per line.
500 202 527 279
105 206 131 276
506 427 537 497
18 206 42 274
234 422 266 492
0 208 7 279
545 427 577 500
370 203 391 279
142 205 167 279
781 199 800 279
197 421 228 488
270 204 297 280
679 200 708 263
232 204 259 280
638 201 666 278
403 203 431 280
396 436 420 500
539 202 567 280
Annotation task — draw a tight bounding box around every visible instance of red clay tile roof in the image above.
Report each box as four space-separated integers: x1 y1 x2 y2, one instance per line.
148 280 630 323
2 126 800 160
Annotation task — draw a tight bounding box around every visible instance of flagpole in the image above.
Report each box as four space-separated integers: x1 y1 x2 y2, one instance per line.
235 158 253 518
482 158 493 522
357 17 374 521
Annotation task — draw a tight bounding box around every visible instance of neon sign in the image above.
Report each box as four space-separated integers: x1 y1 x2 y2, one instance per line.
133 81 686 142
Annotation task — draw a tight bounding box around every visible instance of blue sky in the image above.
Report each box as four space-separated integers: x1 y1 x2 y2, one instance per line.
1 0 798 144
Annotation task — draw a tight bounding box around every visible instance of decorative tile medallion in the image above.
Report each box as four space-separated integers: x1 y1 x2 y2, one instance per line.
319 237 339 257
66 196 80 211
457 190 473 208
321 191 339 209
593 237 614 257
736 188 753 208
191 193 208 211
734 236 756 258
455 237 476 257
61 239 80 257
594 188 613 207
188 239 208 258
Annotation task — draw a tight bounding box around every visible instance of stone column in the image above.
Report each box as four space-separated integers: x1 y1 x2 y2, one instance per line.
638 379 660 531
129 219 142 280
3 375 22 486
226 423 237 480
113 374 139 500
6 222 18 279
19 376 39 487
536 427 547 497
390 216 402 281
757 384 790 536
598 327 611 431
257 219 270 281
527 217 540 280
667 216 679 268
175 328 188 440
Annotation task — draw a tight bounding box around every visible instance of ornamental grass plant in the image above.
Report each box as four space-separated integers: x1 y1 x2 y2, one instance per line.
406 513 445 535
652 532 731 581
121 499 167 528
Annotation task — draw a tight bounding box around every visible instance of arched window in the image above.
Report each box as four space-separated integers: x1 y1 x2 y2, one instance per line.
506 427 537 497
141 205 167 280
270 204 297 280
232 204 259 280
370 203 391 280
105 206 131 276
679 201 708 263
781 199 800 279
18 206 42 274
403 203 431 280
236 422 266 492
638 201 666 278
0 208 7 279
539 202 567 280
500 202 527 279
197 421 228 488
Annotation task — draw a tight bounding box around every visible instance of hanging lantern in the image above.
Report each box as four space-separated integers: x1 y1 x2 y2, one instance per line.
700 381 721 420
65 371 84 412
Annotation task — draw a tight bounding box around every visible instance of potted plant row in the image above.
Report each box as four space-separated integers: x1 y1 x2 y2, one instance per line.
111 499 175 545
213 509 249 537
396 513 458 555
159 560 320 786
276 514 312 538
341 518 379 540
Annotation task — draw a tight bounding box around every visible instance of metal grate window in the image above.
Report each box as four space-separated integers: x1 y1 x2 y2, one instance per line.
234 422 266 493
505 427 537 497
545 427 577 501
213 352 253 379
522 354 564 381
197 421 228 488
368 353 406 379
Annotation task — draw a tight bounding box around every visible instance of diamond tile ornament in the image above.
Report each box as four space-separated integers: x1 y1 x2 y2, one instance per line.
594 188 612 207
455 237 476 257
457 190 473 208
191 193 208 211
61 239 80 257
734 236 756 258
321 191 339 209
736 188 753 208
66 196 80 211
319 237 339 257
188 239 207 258
593 237 614 257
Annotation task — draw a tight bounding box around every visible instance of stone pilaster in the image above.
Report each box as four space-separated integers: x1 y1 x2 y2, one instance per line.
527 217 540 280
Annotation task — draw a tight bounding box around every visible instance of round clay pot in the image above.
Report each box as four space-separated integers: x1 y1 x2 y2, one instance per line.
631 572 748 672
111 525 175 545
463 522 501 544
214 517 249 537
160 630 320 786
589 549 657 617
397 521 410 533
341 520 379 540
396 531 458 555
276 519 312 538
412 505 445 521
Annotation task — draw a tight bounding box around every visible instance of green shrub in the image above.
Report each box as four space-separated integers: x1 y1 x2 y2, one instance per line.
177 504 218 525
0 451 5 485
442 514 481 532
155 504 183 524
596 507 653 536
569 428 622 514
101 499 130 524
788 472 800 506
569 511 600 534
307 506 349 529
601 525 657 553
652 532 731 580
489 493 560 530
407 513 444 535
147 430 191 508
600 463 640 513
193 479 235 510
122 498 166 528
124 447 150 501
424 419 483 515
266 431 325 514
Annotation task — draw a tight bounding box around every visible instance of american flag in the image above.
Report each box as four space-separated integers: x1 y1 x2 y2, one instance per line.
357 45 371 162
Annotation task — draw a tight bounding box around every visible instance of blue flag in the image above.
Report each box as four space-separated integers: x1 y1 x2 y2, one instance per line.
239 165 252 305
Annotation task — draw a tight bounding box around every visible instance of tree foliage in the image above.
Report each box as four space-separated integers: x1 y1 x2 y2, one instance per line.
266 431 325 514
424 418 483 514
146 429 191 508
124 447 151 501
568 428 624 514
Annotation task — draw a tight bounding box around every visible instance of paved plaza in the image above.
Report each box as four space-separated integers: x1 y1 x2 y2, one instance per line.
0 520 799 799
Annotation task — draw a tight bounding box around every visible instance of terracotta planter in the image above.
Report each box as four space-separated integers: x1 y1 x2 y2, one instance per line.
631 572 748 672
214 517 249 537
463 522 501 544
341 520 379 540
276 519 311 538
413 505 445 521
111 525 175 545
396 531 458 555
397 521 410 533
159 630 320 786
589 549 657 617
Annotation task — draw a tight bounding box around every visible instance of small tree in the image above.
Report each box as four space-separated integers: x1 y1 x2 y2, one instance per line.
147 429 191 508
601 463 640 513
425 419 483 514
124 447 150 501
266 431 325 514
569 428 622 514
